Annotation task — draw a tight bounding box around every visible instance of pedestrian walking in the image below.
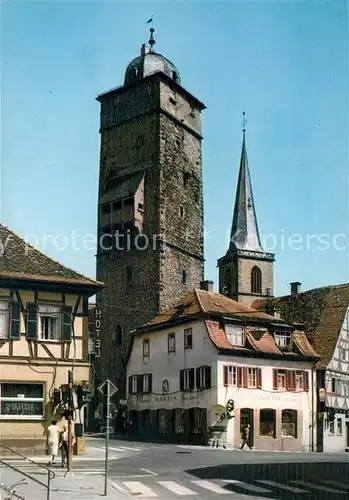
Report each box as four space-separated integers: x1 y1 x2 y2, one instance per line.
45 420 60 465
60 423 75 467
240 424 252 450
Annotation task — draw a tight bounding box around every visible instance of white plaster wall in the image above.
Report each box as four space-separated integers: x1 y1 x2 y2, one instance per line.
323 413 347 452
217 356 315 451
127 320 218 411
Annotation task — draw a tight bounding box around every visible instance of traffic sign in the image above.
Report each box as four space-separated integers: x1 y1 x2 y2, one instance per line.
98 379 118 397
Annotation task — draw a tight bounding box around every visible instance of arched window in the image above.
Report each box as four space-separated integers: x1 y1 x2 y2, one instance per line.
251 266 262 294
115 325 122 345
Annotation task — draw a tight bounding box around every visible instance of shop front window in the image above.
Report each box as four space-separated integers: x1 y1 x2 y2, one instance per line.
281 409 297 438
158 409 169 434
260 409 276 438
174 409 185 434
0 383 44 419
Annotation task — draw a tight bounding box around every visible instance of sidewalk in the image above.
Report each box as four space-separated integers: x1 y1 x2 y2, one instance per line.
0 466 127 499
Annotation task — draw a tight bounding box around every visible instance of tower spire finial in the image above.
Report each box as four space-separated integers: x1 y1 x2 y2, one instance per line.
148 27 156 52
242 111 247 135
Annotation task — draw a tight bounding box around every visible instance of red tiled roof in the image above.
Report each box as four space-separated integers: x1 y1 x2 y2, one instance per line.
245 330 282 355
143 289 277 328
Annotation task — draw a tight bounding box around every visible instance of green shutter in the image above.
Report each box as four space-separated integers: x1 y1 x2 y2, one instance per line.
26 303 38 339
62 306 73 342
10 302 21 339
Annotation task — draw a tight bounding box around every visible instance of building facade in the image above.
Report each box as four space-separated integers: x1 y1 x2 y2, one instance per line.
217 128 274 307
253 282 349 452
0 224 102 451
95 30 206 400
126 282 319 451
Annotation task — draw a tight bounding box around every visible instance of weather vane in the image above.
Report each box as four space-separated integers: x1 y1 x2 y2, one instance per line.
242 111 247 134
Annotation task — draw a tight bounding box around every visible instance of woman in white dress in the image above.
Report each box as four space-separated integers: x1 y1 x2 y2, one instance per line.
46 419 60 465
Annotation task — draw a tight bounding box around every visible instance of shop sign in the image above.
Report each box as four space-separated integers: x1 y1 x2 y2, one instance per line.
94 308 101 358
154 395 177 403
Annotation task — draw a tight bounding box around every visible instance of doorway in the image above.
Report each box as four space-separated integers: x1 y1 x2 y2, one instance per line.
240 408 254 446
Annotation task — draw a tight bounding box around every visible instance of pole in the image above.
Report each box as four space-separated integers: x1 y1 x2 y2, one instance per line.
104 381 110 496
67 370 73 472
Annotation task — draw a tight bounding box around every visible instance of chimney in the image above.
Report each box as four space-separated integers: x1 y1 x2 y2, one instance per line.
200 280 214 292
290 282 301 296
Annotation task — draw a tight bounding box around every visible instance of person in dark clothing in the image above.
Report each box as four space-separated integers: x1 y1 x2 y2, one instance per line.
240 424 252 450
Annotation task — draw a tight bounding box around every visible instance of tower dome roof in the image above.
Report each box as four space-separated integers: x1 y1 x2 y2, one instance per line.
124 29 180 86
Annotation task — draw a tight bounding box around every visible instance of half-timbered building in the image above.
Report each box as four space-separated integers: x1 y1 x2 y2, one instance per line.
0 224 103 452
253 282 349 452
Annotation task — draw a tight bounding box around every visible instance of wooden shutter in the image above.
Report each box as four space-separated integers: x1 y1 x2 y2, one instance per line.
205 366 212 388
291 371 296 391
189 368 195 390
243 367 248 388
286 370 290 391
61 306 73 342
180 370 184 391
223 366 228 387
26 303 37 340
196 368 201 390
148 374 153 394
237 367 243 387
257 368 262 389
128 376 133 394
10 302 21 339
137 375 143 393
304 371 309 392
272 369 278 390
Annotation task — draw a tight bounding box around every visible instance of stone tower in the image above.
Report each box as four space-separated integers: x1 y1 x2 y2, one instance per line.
217 121 274 306
95 30 206 398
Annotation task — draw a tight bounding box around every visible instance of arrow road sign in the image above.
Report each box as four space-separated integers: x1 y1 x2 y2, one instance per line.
98 379 118 397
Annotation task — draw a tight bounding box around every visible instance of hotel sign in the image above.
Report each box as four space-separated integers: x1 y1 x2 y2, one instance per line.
94 308 101 358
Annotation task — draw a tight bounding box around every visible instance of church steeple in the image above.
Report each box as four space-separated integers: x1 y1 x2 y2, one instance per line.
229 123 263 252
217 114 275 306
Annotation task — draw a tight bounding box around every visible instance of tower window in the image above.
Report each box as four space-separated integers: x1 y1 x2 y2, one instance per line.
114 325 122 345
251 266 262 294
182 270 187 284
112 201 122 211
183 172 190 187
172 71 178 82
126 266 132 285
179 206 184 218
101 204 111 215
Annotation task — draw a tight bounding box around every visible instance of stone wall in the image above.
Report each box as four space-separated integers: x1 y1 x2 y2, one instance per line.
96 73 205 398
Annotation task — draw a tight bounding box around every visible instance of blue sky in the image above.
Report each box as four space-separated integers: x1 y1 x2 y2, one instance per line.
1 0 348 296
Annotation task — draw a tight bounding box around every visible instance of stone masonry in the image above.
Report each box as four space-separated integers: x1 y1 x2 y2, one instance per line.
95 71 206 400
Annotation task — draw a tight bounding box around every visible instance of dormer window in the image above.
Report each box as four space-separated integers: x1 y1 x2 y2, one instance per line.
275 331 292 348
225 324 244 346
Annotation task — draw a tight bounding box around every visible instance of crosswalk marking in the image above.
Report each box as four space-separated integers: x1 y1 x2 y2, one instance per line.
158 481 197 495
117 446 143 451
292 481 348 494
256 480 308 493
223 480 271 493
191 480 232 494
123 481 158 497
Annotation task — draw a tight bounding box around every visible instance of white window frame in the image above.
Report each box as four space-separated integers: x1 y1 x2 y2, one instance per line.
131 375 138 394
142 374 149 393
336 379 342 396
184 328 193 349
0 382 45 420
0 301 9 339
225 324 244 346
183 369 191 390
39 304 60 341
227 366 237 386
143 338 150 358
329 419 335 435
295 371 304 390
275 331 292 347
337 417 343 436
277 370 286 389
168 333 176 353
248 368 257 388
198 367 206 388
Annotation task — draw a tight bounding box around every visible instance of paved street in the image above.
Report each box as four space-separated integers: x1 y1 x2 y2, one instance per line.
2 438 348 499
